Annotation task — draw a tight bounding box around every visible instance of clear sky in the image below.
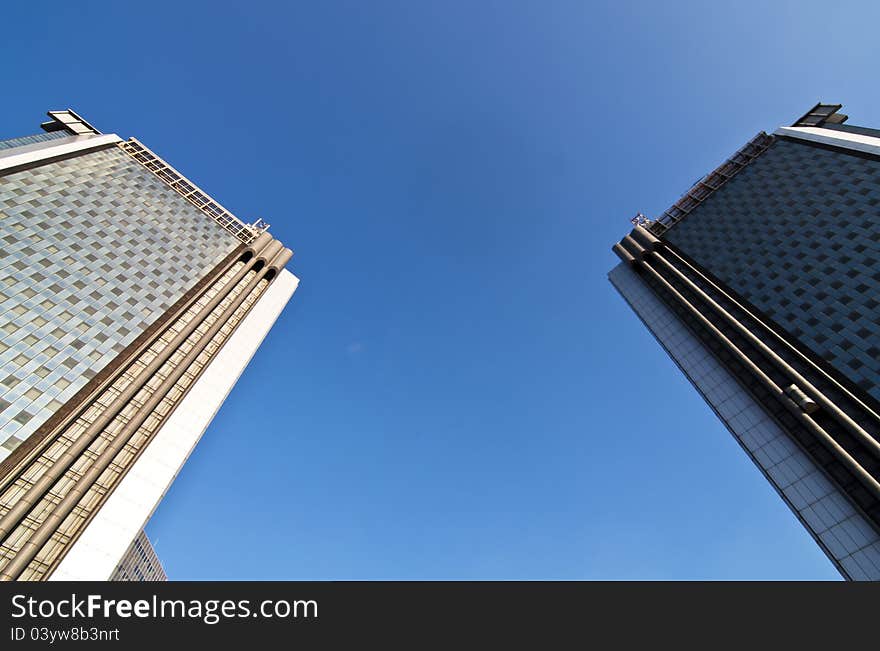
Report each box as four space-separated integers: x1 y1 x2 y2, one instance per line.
3 0 879 580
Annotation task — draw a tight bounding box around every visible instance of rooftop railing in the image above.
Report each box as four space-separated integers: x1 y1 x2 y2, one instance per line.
119 138 270 245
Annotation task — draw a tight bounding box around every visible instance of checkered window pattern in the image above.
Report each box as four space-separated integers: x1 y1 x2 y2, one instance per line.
665 138 880 403
0 145 239 460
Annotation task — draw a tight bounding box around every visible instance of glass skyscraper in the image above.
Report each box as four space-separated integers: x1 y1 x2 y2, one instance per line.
610 103 880 580
109 529 166 582
0 110 298 580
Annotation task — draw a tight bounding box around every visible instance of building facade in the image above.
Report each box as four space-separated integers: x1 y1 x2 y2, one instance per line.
610 103 880 580
109 529 166 582
0 110 298 580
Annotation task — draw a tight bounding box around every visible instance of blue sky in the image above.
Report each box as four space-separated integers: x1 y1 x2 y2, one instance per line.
3 0 879 579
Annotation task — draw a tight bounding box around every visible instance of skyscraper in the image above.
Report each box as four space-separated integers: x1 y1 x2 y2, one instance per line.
109 530 167 582
609 103 880 580
0 110 298 580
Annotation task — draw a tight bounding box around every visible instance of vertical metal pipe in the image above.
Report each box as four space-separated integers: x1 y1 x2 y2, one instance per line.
637 258 880 503
0 246 244 496
664 245 880 426
1 264 274 580
0 238 276 542
650 251 880 460
41 251 292 579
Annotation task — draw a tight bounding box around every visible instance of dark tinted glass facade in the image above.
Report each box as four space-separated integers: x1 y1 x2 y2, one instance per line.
610 104 880 580
664 137 880 403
